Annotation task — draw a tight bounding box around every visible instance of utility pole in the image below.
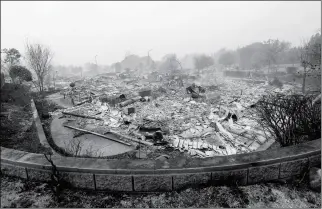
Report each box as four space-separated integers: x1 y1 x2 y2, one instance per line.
148 49 153 66
95 55 98 74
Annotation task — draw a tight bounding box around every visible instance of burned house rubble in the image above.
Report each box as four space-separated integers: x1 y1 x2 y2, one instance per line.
51 71 301 158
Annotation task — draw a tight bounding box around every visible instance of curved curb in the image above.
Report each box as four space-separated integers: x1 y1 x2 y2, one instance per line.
30 99 52 150
1 138 320 192
30 99 57 155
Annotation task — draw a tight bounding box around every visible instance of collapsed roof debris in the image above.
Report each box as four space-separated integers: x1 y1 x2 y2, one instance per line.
50 71 300 158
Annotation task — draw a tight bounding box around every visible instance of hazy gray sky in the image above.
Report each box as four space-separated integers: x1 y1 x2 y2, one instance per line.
1 1 321 66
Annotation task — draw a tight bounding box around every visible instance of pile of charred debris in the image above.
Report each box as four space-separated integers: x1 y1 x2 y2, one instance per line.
51 72 301 158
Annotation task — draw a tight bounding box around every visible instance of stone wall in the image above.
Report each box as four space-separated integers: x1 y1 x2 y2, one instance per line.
1 138 320 192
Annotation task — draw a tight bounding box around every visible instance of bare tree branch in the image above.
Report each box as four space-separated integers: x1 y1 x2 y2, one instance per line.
25 43 53 92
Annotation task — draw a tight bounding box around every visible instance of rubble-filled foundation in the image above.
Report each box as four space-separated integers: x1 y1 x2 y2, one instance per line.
50 71 301 159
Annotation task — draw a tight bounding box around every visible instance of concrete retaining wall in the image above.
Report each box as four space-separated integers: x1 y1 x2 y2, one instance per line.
1 138 320 192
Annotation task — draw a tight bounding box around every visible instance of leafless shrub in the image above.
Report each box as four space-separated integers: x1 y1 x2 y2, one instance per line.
43 154 70 199
64 138 105 157
83 145 103 157
254 93 321 147
64 138 83 156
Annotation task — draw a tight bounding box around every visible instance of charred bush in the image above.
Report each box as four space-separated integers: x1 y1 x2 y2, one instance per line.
254 93 321 147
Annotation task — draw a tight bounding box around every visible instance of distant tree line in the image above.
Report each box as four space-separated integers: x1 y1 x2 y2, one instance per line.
2 30 319 93
214 31 321 73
